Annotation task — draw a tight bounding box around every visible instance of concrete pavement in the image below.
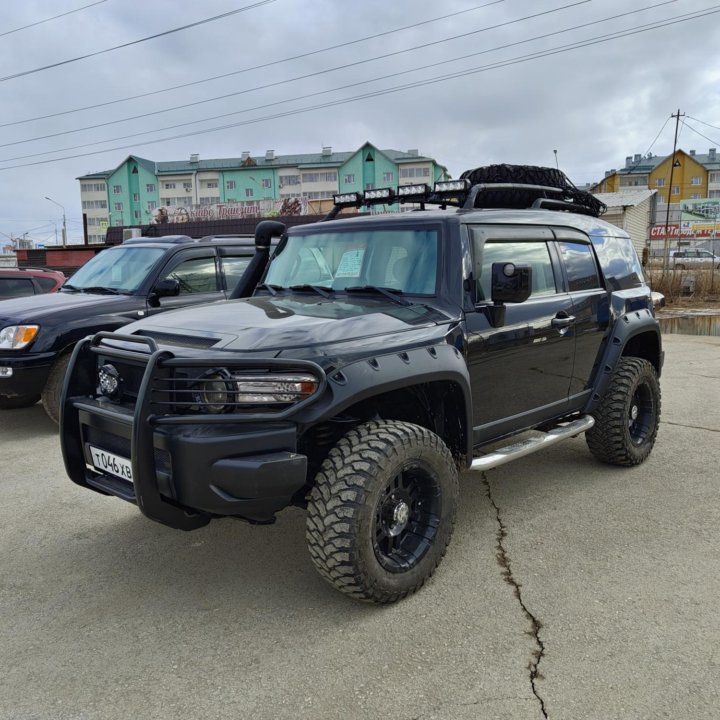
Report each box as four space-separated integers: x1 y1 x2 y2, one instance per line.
1 334 718 720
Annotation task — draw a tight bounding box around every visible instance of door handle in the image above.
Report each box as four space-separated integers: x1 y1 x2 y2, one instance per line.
551 314 576 329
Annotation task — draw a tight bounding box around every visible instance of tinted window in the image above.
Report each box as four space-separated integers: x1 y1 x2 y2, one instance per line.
0 278 35 298
476 240 557 301
67 247 165 292
558 242 601 291
161 256 219 294
221 257 252 293
36 276 60 292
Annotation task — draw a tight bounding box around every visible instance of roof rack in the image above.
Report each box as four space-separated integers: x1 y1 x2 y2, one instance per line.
325 164 606 220
123 235 194 244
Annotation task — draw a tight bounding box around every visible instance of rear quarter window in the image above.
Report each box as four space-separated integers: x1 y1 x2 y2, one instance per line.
0 277 35 297
590 234 644 289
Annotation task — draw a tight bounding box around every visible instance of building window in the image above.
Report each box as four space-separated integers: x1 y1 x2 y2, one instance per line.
383 172 394 183
671 186 680 195
164 183 176 189
365 183 375 190
146 183 156 193
114 202 123 211
134 210 141 220
113 185 122 194
657 195 666 204
280 175 300 187
691 193 701 199
245 188 254 198
262 178 272 189
655 178 665 187
204 181 218 189
710 172 720 183
344 174 355 184
710 190 720 199
301 172 337 183
691 176 703 185
133 192 139 202
226 180 236 190
81 182 107 192
399 167 430 179
183 182 192 191
148 201 157 211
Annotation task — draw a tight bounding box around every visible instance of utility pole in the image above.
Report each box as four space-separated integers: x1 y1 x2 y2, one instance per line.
662 109 684 275
44 196 67 247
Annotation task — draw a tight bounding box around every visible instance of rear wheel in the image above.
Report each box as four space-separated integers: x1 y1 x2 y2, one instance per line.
306 420 458 604
41 353 71 424
586 357 661 466
0 394 40 410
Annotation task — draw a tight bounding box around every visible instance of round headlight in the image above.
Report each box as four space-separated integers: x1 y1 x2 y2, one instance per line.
98 364 121 398
194 370 233 413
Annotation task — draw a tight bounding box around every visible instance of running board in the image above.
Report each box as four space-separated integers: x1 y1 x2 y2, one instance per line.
469 415 595 472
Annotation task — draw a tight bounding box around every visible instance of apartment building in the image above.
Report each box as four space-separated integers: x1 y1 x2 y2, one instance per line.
78 143 449 243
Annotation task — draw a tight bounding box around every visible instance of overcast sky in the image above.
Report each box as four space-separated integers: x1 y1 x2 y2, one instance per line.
0 0 718 245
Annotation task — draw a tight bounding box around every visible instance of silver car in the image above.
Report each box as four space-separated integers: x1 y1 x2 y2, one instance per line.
669 248 720 269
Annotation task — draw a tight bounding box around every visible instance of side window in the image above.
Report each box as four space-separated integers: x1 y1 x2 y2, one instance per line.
558 242 601 291
161 256 219 294
0 278 35 297
221 256 251 293
36 277 60 292
476 240 557 301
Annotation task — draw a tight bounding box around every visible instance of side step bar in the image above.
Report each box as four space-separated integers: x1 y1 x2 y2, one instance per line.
469 415 595 472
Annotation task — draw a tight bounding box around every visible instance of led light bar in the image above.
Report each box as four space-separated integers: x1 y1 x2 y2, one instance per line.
333 192 362 208
397 183 430 201
434 179 471 194
363 187 395 203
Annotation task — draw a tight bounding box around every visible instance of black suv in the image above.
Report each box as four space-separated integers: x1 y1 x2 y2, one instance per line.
0 234 269 422
61 166 663 604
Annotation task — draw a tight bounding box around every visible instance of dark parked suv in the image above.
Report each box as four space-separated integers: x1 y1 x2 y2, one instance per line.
0 234 269 421
61 166 663 603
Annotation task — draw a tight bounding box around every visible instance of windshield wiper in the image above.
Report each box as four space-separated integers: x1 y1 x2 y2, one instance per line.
288 284 333 298
78 286 123 295
60 283 81 293
256 282 282 296
344 285 412 306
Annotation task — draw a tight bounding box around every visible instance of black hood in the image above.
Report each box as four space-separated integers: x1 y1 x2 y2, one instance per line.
125 295 456 356
0 291 139 326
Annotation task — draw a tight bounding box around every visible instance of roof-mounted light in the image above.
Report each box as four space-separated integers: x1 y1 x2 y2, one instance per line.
363 187 395 203
397 184 430 202
434 179 471 195
333 192 362 208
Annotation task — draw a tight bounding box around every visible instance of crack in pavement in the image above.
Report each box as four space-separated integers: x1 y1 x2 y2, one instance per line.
483 474 549 719
662 420 720 433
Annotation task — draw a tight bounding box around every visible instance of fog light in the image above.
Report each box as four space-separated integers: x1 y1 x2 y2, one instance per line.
0 367 12 377
98 364 120 397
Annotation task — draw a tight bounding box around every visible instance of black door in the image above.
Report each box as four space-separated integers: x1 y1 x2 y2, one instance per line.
466 226 575 442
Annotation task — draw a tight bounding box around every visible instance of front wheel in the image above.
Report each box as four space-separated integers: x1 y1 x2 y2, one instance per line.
306 420 459 604
41 353 71 424
586 357 661 466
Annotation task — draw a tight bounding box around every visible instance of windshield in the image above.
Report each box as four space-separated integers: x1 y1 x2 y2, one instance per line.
264 229 439 294
64 246 165 293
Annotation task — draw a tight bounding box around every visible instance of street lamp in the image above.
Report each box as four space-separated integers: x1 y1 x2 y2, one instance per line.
44 196 67 247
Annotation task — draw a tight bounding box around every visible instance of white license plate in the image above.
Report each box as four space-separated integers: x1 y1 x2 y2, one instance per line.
89 445 133 482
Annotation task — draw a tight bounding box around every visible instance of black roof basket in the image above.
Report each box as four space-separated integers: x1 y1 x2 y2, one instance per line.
460 164 606 217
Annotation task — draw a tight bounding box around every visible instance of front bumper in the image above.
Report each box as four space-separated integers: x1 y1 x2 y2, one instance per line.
60 334 318 529
0 351 56 398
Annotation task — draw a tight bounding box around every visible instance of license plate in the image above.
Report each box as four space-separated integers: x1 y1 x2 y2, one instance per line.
89 445 133 482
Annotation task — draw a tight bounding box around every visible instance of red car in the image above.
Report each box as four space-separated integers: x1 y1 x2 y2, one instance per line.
0 267 66 299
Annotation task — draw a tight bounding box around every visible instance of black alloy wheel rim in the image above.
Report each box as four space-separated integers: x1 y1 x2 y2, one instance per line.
628 381 654 445
372 464 442 573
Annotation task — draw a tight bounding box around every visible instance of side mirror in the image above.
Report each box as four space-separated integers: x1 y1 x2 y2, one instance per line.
491 262 532 304
254 220 286 248
152 278 180 298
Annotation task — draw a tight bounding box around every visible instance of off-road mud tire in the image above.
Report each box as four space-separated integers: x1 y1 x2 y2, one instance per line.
586 357 661 466
41 353 71 424
306 420 459 604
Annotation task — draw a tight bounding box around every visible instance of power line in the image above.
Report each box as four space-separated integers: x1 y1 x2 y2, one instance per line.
0 0 656 150
682 120 720 149
0 0 278 83
0 6 716 172
0 0 107 39
686 115 720 134
0 0 506 128
0 2 700 164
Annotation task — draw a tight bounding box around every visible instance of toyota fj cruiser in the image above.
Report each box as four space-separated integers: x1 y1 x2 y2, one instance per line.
61 165 663 604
